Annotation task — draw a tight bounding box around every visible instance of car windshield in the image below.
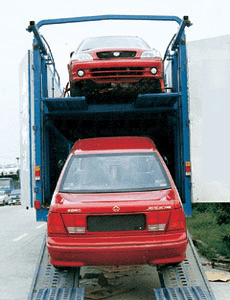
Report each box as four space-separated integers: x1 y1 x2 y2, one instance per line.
11 190 20 195
77 36 151 51
60 153 171 193
0 180 10 188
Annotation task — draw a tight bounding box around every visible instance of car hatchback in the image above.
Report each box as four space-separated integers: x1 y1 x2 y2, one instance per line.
47 137 187 267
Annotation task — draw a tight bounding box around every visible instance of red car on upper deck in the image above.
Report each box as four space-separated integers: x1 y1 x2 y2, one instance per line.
47 136 187 268
67 36 165 100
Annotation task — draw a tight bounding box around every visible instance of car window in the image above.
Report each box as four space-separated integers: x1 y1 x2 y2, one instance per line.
60 153 171 193
78 36 151 51
11 190 20 195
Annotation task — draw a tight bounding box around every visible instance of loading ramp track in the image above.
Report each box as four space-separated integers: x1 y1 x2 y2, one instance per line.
28 233 215 300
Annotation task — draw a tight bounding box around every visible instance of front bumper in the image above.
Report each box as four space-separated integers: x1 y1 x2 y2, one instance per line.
69 59 163 84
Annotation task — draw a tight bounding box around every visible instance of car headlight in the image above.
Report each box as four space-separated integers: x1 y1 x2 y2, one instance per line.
72 52 93 61
141 49 161 59
141 51 155 59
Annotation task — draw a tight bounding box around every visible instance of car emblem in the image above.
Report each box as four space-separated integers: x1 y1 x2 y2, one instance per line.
112 205 120 212
113 52 120 57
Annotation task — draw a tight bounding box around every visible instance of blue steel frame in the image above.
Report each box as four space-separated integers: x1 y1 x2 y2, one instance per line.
27 15 192 221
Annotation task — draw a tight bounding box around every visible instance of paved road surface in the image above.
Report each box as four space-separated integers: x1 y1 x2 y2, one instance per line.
0 205 46 300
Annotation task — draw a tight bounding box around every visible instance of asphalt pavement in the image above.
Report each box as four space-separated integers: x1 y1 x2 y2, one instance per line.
0 205 46 300
0 204 229 300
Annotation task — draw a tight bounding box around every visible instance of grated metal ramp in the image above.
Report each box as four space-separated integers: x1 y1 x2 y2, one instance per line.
154 286 211 300
155 234 215 300
28 235 84 300
32 288 85 300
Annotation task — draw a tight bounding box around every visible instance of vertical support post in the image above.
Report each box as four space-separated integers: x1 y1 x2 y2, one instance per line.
41 59 50 206
179 34 192 216
32 40 43 214
28 50 34 208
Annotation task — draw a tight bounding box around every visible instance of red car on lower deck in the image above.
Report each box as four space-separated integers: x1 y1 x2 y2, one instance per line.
47 136 187 267
67 36 165 99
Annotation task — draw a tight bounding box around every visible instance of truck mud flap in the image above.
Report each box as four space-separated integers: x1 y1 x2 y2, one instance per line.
153 286 211 300
32 288 84 300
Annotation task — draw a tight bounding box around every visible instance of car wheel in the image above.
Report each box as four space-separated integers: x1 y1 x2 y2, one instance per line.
70 83 82 97
53 265 70 271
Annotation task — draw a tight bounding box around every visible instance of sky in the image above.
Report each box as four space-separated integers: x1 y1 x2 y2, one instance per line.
0 0 229 165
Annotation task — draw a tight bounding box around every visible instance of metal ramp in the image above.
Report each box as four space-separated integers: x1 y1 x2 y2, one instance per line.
31 288 84 300
154 234 215 299
28 236 84 300
154 286 211 300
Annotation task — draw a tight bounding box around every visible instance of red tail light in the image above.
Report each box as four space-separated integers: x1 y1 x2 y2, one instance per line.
167 208 186 231
147 211 170 232
47 212 66 235
62 214 86 234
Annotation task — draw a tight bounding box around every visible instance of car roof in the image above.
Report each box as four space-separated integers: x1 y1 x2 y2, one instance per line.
72 137 156 154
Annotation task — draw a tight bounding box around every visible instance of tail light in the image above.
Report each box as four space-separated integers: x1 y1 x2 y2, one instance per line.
167 208 186 231
62 214 86 234
47 212 66 235
147 211 170 232
35 166 40 181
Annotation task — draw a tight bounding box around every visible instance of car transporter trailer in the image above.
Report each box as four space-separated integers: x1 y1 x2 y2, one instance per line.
21 14 216 300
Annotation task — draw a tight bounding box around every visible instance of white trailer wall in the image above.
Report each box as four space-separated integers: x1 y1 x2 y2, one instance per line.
187 35 230 202
19 51 34 208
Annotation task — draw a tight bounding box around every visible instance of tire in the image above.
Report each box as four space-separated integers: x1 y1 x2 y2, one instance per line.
53 265 70 271
70 83 82 97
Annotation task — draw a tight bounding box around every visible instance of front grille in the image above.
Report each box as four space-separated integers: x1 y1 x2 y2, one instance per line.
87 214 146 232
96 51 136 59
90 67 144 77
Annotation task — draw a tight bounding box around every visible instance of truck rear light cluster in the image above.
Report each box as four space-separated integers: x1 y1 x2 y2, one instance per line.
47 212 66 235
35 166 40 181
185 161 191 176
167 208 186 231
34 200 41 210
